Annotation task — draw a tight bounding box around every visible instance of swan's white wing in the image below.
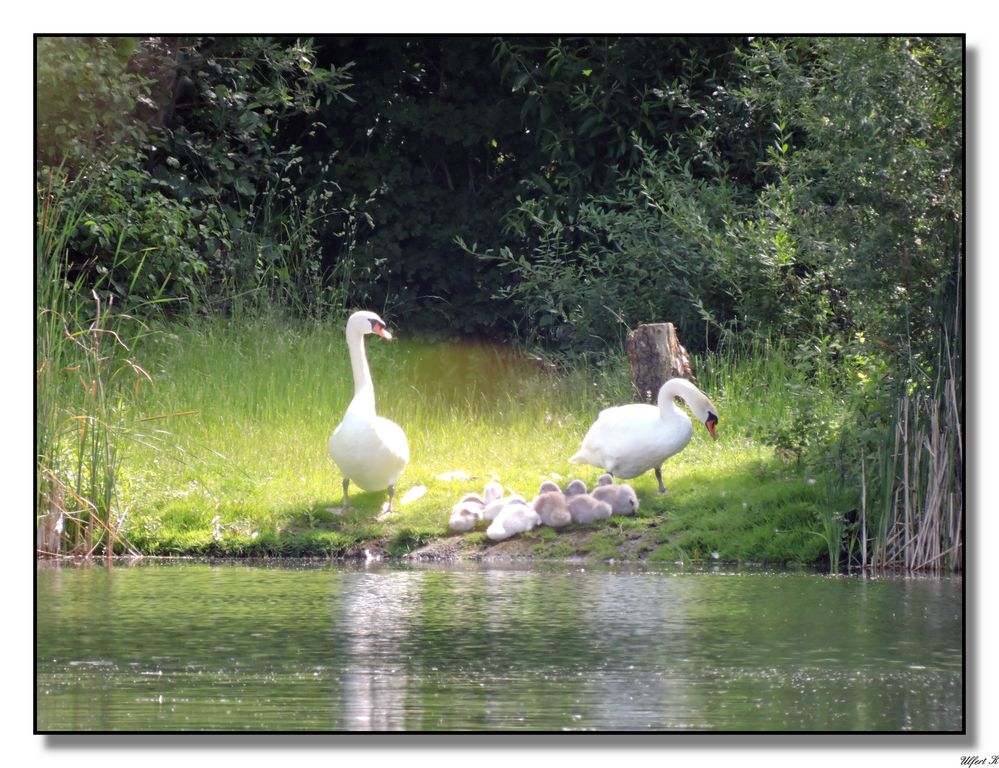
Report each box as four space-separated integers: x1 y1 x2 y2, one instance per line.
571 404 658 469
373 416 410 464
571 403 693 478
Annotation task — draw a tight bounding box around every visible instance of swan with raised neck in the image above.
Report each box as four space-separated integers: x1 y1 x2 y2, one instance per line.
328 310 409 516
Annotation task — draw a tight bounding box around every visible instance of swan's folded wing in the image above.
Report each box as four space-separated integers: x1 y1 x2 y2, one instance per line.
373 416 410 464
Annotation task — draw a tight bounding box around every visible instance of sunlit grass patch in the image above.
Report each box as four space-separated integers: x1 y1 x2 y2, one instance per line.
118 316 853 564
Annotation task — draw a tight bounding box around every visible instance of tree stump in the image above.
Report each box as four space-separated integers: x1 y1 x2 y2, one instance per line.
626 323 696 404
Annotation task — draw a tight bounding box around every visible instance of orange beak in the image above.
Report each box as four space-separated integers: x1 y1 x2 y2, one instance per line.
706 417 718 440
372 322 392 340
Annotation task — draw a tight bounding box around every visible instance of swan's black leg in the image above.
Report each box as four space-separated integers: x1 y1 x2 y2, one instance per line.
654 466 666 495
342 477 352 509
376 485 395 521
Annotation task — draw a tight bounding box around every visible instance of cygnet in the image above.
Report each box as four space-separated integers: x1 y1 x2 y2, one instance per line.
482 493 526 521
482 481 504 504
591 482 639 516
486 501 542 541
565 479 588 497
567 493 612 524
448 501 483 532
532 490 572 528
538 480 561 494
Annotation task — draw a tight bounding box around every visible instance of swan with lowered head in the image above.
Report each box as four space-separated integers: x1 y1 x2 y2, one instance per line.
569 377 718 494
328 311 409 516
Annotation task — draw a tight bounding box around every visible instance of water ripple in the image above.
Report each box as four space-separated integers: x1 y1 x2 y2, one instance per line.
37 562 963 731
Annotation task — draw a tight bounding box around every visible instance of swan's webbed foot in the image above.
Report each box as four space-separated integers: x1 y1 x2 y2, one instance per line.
654 466 667 495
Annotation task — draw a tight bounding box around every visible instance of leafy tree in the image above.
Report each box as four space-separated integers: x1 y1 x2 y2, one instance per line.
37 36 355 316
36 36 156 169
737 36 962 362
480 36 962 364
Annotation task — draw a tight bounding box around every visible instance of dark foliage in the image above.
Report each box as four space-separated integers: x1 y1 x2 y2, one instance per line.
36 34 962 362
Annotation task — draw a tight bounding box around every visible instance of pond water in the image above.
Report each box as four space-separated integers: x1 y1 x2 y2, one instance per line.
35 561 963 732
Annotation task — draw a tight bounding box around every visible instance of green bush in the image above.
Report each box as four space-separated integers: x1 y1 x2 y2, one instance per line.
37 37 357 318
36 37 155 168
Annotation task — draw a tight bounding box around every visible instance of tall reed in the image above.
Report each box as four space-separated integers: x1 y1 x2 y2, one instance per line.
36 170 149 558
861 320 963 573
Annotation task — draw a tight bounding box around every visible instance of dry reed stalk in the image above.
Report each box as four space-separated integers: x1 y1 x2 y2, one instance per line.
860 451 867 571
952 493 963 570
874 411 904 569
57 498 140 559
928 409 948 567
901 397 911 570
885 372 962 573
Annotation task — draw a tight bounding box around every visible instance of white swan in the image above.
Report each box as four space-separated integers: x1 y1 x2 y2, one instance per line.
328 310 409 516
569 377 718 494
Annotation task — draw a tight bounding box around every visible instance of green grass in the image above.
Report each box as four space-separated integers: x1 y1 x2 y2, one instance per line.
105 315 854 565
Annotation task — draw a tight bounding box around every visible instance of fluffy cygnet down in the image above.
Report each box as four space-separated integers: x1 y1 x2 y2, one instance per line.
482 493 526 521
596 473 614 486
567 493 612 524
486 501 541 541
591 482 639 515
532 490 572 528
564 479 588 497
482 481 504 505
538 480 561 494
448 500 483 532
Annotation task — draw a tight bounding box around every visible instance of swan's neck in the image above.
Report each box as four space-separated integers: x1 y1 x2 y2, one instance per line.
658 379 698 421
346 329 375 415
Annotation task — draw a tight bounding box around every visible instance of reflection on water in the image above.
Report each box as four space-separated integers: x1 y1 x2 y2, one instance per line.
35 562 963 732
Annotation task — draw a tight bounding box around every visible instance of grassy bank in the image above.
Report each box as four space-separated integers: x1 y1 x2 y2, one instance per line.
72 316 845 566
